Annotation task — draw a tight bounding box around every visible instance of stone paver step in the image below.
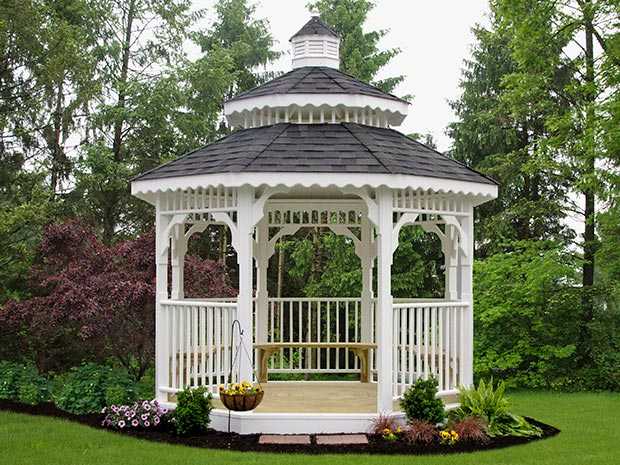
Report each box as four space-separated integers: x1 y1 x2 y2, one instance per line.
315 434 368 445
258 434 311 445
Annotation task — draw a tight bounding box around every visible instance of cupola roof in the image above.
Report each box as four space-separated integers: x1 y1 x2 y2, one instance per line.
290 16 339 40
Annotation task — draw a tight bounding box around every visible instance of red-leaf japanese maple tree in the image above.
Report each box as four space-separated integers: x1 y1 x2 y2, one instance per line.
0 221 236 379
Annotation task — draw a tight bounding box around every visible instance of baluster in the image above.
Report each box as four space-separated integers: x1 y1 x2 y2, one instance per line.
438 307 444 391
345 300 350 370
431 306 437 380
170 306 177 390
327 301 331 370
408 306 414 387
335 301 340 371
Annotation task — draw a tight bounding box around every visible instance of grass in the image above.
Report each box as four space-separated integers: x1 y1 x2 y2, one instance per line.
2 391 618 465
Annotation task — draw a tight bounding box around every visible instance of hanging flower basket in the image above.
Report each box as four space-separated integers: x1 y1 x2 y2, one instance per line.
219 381 264 412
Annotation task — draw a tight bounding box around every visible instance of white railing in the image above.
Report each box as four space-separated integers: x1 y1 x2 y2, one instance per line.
392 301 468 398
161 300 237 395
265 297 364 373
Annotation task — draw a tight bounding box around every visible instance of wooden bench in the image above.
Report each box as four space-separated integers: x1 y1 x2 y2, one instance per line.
254 342 377 383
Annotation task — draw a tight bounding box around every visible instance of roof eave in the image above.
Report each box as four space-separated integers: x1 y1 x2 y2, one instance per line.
131 172 498 207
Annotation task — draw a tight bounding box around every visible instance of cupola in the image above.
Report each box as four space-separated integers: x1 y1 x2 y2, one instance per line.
290 16 340 69
223 16 410 130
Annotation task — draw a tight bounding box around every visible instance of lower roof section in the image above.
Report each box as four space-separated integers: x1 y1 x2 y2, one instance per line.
134 123 496 187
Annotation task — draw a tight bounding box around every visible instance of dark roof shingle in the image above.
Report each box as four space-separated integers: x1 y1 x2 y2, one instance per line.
134 123 496 185
226 66 406 103
290 16 338 40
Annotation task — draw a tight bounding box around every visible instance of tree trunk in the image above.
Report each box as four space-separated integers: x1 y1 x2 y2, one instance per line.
579 1 597 365
50 80 65 194
102 0 136 243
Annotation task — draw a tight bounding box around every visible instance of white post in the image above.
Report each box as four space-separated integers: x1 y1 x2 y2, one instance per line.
360 215 374 344
255 218 269 344
459 206 474 387
376 187 394 412
444 225 459 301
170 224 187 299
155 196 171 402
236 186 255 382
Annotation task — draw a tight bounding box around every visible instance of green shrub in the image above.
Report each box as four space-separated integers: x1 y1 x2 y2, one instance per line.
0 361 49 404
0 361 21 399
173 386 213 436
450 379 542 437
400 377 445 425
53 363 136 414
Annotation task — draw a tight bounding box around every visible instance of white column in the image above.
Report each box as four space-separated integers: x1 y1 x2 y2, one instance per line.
360 216 374 344
170 224 187 299
236 186 255 382
444 225 459 301
155 196 171 402
459 206 474 387
255 218 269 344
376 187 394 412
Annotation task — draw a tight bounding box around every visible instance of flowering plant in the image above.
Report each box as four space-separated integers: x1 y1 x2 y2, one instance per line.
439 429 460 446
219 380 262 396
101 399 168 430
381 425 402 441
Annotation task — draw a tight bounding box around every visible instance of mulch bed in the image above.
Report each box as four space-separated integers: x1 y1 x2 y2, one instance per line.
1 400 560 454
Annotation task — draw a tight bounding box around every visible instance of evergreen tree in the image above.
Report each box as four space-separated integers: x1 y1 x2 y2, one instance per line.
494 0 619 365
194 0 280 101
307 0 405 94
448 18 571 257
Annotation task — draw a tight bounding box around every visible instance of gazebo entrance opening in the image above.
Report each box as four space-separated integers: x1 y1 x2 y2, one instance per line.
154 187 473 416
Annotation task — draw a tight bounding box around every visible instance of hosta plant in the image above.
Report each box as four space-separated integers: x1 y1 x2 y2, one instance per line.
450 379 542 437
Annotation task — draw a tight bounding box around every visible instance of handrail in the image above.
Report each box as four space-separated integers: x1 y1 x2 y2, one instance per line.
392 300 468 309
267 297 361 302
161 299 238 308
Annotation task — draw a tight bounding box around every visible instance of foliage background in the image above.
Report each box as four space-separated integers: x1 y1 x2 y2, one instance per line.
0 0 617 391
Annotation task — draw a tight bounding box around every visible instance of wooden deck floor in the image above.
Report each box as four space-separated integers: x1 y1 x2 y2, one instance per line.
212 381 401 413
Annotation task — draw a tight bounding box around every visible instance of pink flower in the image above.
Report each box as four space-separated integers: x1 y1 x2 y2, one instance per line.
141 414 148 421
153 417 160 425
131 419 139 427
118 420 125 428
143 421 150 427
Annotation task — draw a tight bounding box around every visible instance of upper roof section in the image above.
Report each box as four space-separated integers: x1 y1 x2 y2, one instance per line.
224 67 409 128
133 123 496 187
228 67 405 103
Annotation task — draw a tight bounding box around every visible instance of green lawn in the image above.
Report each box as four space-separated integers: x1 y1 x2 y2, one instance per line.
2 391 618 465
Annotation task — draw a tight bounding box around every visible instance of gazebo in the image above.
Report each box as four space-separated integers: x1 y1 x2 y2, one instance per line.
131 16 497 434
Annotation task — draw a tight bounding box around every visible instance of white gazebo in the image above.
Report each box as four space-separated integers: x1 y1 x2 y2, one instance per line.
131 16 497 434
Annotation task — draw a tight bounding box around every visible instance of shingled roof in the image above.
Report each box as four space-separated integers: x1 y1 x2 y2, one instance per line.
290 16 338 40
227 66 406 104
134 123 496 185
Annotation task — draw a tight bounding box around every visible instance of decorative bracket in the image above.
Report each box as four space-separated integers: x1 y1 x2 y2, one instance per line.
265 224 301 259
391 212 418 255
342 187 378 227
212 212 239 252
252 187 288 227
442 214 468 257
